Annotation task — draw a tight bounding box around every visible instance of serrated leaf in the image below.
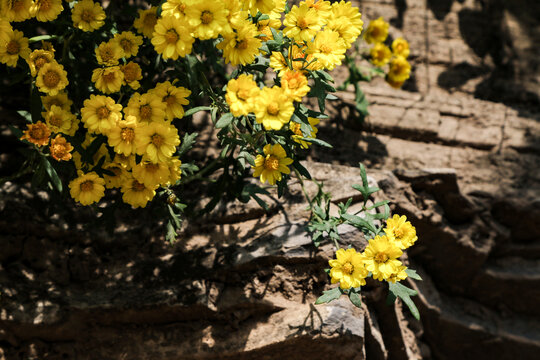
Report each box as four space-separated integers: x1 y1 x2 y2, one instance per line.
315 287 342 305
405 269 423 281
177 132 198 157
388 282 420 320
349 289 362 308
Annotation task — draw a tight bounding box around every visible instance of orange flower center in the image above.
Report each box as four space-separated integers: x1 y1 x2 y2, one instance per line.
80 180 94 192
297 17 308 29
102 71 117 83
120 127 135 142
374 252 389 263
34 55 49 71
264 155 280 171
120 39 132 52
99 46 115 63
394 228 403 238
342 262 354 275
143 13 157 28
37 0 52 11
122 64 140 82
97 106 110 119
30 126 46 140
236 89 250 101
235 39 248 50
132 180 146 191
145 163 160 173
13 0 25 11
165 29 178 44
81 9 95 23
43 70 61 88
201 10 213 24
49 114 63 127
151 134 164 147
165 95 177 106
139 105 152 121
6 40 20 55
267 103 280 116
320 44 332 54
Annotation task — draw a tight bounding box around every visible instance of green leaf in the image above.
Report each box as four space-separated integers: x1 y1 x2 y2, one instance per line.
28 34 58 43
349 289 362 308
293 161 312 180
215 112 234 128
17 110 32 122
388 282 420 320
315 287 342 305
9 125 23 139
405 269 423 281
365 200 390 210
177 132 198 157
41 156 63 193
341 213 377 234
294 137 333 148
184 106 212 118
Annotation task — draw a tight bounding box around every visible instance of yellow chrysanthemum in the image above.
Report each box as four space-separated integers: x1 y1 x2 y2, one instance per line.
218 19 261 66
42 91 72 111
30 0 63 22
49 134 73 161
363 235 403 282
387 55 411 87
0 29 30 67
1 0 32 22
152 81 191 120
125 92 166 123
151 15 194 60
81 95 122 134
281 69 310 102
392 37 410 58
135 120 181 163
185 0 230 40
386 265 408 284
370 42 392 67
304 0 331 18
132 160 170 187
325 0 363 48
95 41 122 66
36 61 69 95
283 3 324 42
252 143 293 185
242 0 275 17
384 214 418 249
134 7 158 38
113 31 143 58
27 49 55 76
290 117 319 149
162 0 189 19
102 162 128 189
166 156 182 186
69 171 105 206
121 175 157 208
106 115 138 156
92 66 124 94
21 121 51 146
71 0 106 32
0 19 12 42
307 29 346 70
225 74 260 117
120 61 143 90
329 248 369 289
364 17 389 44
113 153 136 170
43 104 75 134
254 86 294 131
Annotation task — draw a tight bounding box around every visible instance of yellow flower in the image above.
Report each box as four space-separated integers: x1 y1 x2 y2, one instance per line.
387 55 411 86
30 0 63 22
27 49 55 76
95 41 123 66
283 3 324 42
329 248 368 289
363 235 403 282
135 120 181 163
71 0 106 32
290 117 319 149
307 29 346 70
69 171 106 206
120 61 143 90
1 0 33 22
36 61 69 95
162 0 190 18
49 134 73 161
370 43 392 67
185 0 230 40
281 69 310 102
134 7 158 38
254 86 294 131
125 92 166 123
392 37 409 58
386 265 408 284
81 95 122 134
252 143 293 185
132 160 170 187
151 15 194 60
0 19 12 42
218 19 261 66
113 153 136 170
0 29 30 67
325 0 363 48
225 74 260 117
152 81 191 120
92 66 124 94
42 91 72 111
269 44 315 74
165 156 182 185
384 214 418 249
364 17 389 44
21 121 51 146
106 115 138 156
304 0 331 18
242 0 275 17
121 175 156 208
43 104 75 134
113 31 143 58
102 162 128 189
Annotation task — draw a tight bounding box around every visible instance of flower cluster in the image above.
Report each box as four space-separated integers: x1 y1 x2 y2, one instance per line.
329 214 418 289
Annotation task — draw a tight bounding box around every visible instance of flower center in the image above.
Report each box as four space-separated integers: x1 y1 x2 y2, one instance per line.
37 0 52 11
151 134 164 147
49 114 63 127
342 262 354 275
236 89 250 101
165 29 178 44
120 39 132 52
235 39 248 50
264 155 280 171
100 47 115 62
394 228 404 238
139 105 152 120
80 180 94 192
51 144 65 156
120 127 135 142
102 71 117 83
132 180 146 191
97 106 110 119
267 103 280 116
374 252 389 263
13 0 25 11
43 70 60 88
165 95 176 106
6 40 20 55
320 44 332 54
34 55 49 71
145 163 160 173
81 9 95 23
297 17 308 29
143 13 157 28
30 127 45 140
201 10 213 24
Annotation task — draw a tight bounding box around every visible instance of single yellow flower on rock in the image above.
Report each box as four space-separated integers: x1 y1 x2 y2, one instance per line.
284 3 324 42
225 74 260 117
370 42 392 67
69 171 105 206
152 81 191 120
151 15 194 60
0 29 30 67
71 0 106 32
364 17 389 44
252 143 293 185
106 115 139 156
134 7 158 38
21 121 51 146
125 92 167 123
121 175 157 208
30 0 63 22
329 248 369 289
392 37 410 58
135 120 181 163
49 134 73 161
363 235 403 282
113 31 143 58
36 61 69 95
92 66 124 94
81 95 122 134
27 49 55 76
185 0 230 40
254 86 294 131
384 214 418 249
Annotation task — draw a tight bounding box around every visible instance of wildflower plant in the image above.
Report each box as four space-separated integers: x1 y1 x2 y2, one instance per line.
2 1 419 318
